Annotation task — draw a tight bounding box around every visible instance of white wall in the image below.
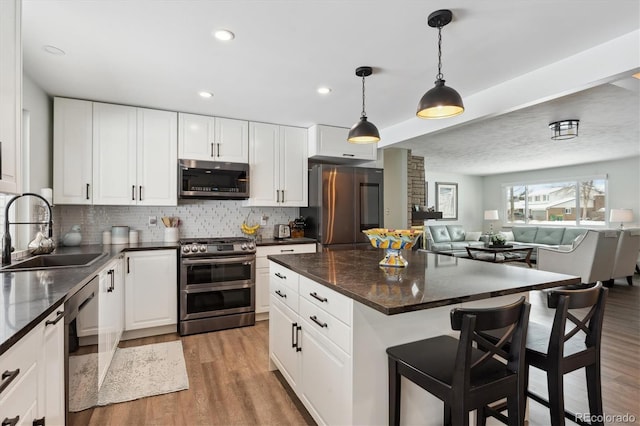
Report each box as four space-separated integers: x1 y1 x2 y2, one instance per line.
382 148 409 228
481 156 640 229
22 73 52 192
424 171 484 231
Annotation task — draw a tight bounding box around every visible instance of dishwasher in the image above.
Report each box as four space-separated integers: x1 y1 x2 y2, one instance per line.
64 275 99 424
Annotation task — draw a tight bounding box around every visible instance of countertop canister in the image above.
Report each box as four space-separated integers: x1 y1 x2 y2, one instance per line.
102 231 112 245
129 230 139 244
111 226 130 244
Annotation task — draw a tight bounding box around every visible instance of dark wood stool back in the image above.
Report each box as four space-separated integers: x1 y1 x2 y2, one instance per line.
387 296 530 426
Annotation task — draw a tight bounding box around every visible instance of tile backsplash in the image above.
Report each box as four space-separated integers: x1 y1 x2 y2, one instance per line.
53 200 300 244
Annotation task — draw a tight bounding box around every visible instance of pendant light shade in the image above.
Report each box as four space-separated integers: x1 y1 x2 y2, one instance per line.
348 66 380 144
417 10 464 119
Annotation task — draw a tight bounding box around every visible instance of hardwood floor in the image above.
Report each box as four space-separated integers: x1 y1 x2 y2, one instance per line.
79 275 639 426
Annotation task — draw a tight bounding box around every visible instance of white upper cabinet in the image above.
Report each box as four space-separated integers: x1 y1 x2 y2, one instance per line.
0 0 22 195
137 108 177 205
245 122 307 207
54 98 177 206
54 98 93 204
92 102 138 205
178 113 248 163
308 124 376 162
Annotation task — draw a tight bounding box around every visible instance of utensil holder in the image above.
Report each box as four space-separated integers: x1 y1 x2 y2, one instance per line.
164 227 179 242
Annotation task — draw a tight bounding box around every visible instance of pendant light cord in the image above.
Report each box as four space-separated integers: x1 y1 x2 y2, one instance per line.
361 74 367 118
436 25 443 80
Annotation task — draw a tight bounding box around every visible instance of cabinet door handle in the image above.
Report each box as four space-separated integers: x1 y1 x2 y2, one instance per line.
280 249 294 253
139 185 142 201
32 417 45 426
1 416 19 426
310 315 328 328
275 289 287 299
127 257 130 274
107 269 114 292
0 369 20 395
131 185 135 201
342 153 355 157
274 272 286 279
210 143 214 157
291 322 297 348
276 189 280 202
296 325 302 352
86 183 90 200
216 142 220 157
281 190 285 203
310 292 328 303
45 310 64 326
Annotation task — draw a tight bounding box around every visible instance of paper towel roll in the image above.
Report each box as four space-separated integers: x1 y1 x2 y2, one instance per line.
40 188 53 205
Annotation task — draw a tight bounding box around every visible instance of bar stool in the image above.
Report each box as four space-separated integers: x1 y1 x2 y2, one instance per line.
481 283 608 426
386 297 530 426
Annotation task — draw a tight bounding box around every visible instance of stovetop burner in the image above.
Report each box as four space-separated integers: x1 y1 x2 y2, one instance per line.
179 236 255 256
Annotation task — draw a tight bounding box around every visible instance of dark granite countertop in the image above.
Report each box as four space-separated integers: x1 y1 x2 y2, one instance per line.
0 242 178 356
257 237 316 246
267 249 581 315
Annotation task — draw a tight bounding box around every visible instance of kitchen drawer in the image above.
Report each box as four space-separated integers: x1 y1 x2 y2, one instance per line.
270 261 299 293
300 276 352 326
0 323 41 420
300 297 351 355
270 278 299 313
258 243 316 258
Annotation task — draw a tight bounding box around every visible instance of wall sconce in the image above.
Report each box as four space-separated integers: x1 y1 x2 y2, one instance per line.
549 119 579 140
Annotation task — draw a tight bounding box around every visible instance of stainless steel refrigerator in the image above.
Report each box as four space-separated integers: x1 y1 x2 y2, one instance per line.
301 164 384 250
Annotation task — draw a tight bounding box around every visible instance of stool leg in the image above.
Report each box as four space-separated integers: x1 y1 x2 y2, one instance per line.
546 367 566 426
388 358 401 426
444 403 451 426
476 406 487 426
450 403 469 426
586 362 604 426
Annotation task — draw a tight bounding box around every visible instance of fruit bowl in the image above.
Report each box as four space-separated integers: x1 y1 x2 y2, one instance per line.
362 228 422 267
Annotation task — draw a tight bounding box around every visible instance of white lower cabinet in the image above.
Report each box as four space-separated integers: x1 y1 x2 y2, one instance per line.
125 249 177 331
98 257 124 387
256 243 316 315
269 261 353 425
0 307 65 425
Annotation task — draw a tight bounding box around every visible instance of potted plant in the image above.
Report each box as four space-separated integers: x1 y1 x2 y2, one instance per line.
490 233 507 247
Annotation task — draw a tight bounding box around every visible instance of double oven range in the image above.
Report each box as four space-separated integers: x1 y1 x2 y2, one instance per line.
179 237 256 336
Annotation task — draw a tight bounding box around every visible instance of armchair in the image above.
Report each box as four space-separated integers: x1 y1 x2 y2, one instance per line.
606 228 640 286
537 229 619 284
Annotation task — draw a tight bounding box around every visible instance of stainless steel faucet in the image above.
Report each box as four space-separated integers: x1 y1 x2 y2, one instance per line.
2 192 54 265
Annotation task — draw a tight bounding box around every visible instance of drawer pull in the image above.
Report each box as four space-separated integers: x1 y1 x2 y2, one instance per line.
275 272 286 279
280 249 294 253
2 416 19 426
296 324 302 352
275 290 287 299
45 310 64 326
33 417 45 426
342 153 355 157
310 292 328 303
0 369 20 395
291 322 298 349
310 315 328 328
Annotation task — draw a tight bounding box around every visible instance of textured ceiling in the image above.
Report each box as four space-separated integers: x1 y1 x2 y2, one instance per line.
397 81 640 175
20 0 640 175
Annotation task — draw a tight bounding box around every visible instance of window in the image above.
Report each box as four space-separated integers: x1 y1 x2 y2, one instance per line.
503 177 607 226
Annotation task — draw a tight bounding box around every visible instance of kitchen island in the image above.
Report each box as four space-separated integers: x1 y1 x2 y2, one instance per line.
267 249 580 425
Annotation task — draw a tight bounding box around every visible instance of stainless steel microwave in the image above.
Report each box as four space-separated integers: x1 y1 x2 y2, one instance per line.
179 159 250 199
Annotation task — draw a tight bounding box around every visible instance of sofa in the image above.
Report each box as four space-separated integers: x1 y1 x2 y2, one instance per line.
425 225 486 252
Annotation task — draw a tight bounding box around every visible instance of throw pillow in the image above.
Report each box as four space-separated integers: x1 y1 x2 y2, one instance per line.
572 233 586 249
500 231 515 242
465 231 482 241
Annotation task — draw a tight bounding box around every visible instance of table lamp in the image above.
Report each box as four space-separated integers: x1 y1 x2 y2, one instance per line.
609 208 633 229
484 210 499 234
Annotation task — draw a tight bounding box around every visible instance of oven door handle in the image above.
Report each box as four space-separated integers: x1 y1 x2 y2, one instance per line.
182 256 255 266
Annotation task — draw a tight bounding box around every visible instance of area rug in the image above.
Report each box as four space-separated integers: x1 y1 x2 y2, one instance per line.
69 340 189 412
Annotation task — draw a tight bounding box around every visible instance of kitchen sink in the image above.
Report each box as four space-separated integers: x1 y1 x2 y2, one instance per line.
1 252 108 272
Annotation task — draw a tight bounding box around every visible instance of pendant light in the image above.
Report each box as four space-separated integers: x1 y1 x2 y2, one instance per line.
416 9 464 119
347 66 380 144
549 119 579 140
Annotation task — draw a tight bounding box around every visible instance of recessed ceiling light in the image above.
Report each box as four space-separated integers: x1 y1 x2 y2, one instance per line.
43 45 65 56
199 91 213 98
317 87 332 95
213 29 235 41
633 72 640 80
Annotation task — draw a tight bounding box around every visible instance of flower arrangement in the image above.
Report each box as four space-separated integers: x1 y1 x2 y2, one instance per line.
491 233 507 246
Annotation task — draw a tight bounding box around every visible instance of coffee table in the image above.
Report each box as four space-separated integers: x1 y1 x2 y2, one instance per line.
466 245 534 267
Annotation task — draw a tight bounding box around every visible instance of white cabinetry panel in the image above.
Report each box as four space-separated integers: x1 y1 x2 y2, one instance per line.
178 113 248 163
